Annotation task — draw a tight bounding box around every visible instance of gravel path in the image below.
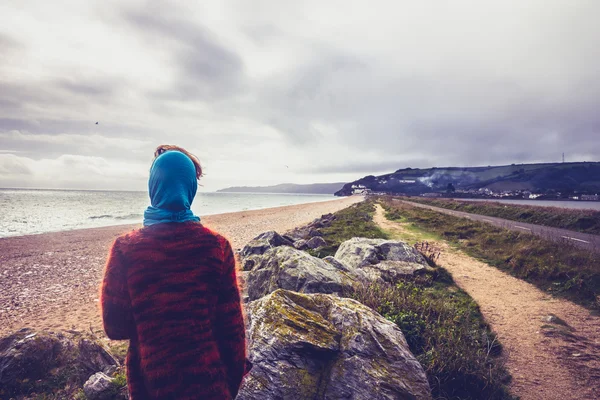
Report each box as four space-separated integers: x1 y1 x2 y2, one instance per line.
0 196 362 336
374 204 600 400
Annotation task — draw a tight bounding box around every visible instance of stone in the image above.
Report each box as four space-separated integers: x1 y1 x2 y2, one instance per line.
335 238 427 268
78 338 120 375
307 229 323 237
0 328 120 398
293 239 309 250
83 372 115 400
245 246 354 301
285 214 336 241
240 231 293 258
305 236 327 249
237 289 432 400
323 256 351 272
333 238 431 283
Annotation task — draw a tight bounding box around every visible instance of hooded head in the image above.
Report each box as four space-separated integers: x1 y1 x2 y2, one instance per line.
148 150 197 211
143 150 201 226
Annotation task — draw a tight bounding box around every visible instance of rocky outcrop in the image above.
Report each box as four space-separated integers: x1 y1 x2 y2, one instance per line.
246 246 354 301
286 213 336 241
238 289 432 400
293 236 327 250
335 238 427 268
241 231 294 271
243 237 433 301
306 236 327 249
333 238 432 283
240 231 294 257
0 329 119 398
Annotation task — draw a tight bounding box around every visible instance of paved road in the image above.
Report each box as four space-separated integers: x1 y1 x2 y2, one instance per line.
397 199 600 252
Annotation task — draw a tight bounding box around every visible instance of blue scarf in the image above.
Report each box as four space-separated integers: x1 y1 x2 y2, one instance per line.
143 151 201 226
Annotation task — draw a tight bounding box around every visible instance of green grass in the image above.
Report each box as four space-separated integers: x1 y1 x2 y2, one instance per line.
308 200 389 257
351 254 513 399
316 200 513 399
381 197 600 310
407 197 600 235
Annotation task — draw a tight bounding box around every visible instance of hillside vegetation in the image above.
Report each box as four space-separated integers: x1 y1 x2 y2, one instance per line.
407 197 600 235
335 162 600 196
379 197 600 310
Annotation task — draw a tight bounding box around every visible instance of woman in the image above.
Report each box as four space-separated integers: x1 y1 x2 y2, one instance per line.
101 145 249 399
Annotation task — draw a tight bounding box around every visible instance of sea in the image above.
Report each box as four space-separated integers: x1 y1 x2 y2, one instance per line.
459 198 600 210
0 189 335 238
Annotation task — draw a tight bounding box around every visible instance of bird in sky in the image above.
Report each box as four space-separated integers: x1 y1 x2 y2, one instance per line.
95 121 99 125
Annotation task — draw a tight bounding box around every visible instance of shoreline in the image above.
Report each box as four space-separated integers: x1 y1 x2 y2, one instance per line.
0 196 363 336
0 193 341 239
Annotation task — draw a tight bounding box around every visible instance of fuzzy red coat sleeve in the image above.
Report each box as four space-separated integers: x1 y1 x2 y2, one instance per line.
101 237 135 340
215 238 248 398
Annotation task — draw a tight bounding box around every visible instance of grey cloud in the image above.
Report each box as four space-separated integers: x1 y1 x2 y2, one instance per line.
253 43 600 170
2 1 600 190
0 155 32 175
305 160 423 175
56 78 119 98
124 5 245 101
251 51 369 144
0 77 123 116
0 32 20 52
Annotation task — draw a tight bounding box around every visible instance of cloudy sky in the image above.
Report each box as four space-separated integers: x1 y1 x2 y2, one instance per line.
1 0 599 191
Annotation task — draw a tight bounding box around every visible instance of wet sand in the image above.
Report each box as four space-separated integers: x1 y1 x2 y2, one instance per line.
0 196 362 336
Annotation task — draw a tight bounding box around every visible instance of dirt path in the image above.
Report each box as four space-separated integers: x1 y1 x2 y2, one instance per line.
374 204 600 400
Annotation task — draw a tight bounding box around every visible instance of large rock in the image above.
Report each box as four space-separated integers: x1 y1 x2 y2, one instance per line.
306 236 327 249
241 231 294 271
83 371 128 400
293 237 327 251
0 329 119 398
240 231 293 258
84 372 115 400
334 238 431 283
246 246 354 301
238 289 432 400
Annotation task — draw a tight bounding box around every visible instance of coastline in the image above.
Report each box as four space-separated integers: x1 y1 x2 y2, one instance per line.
0 195 362 336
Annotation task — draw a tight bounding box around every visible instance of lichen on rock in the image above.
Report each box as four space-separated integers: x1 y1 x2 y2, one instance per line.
238 289 432 400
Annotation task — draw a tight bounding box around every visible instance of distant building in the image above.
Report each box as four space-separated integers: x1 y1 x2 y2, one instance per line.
581 194 599 201
350 184 371 194
421 193 443 198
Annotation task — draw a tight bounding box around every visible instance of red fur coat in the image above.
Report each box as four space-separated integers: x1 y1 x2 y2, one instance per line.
101 222 248 399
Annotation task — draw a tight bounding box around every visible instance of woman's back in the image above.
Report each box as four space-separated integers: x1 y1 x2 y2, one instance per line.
102 222 246 399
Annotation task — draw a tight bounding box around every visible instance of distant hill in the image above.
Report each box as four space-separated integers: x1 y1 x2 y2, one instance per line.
335 162 600 197
217 182 346 195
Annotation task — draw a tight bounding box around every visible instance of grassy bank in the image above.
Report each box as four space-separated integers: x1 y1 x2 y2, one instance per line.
314 200 513 400
406 197 600 235
309 200 389 257
380 197 600 310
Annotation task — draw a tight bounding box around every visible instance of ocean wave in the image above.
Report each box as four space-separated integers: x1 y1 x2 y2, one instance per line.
89 213 143 220
114 213 143 220
89 214 113 219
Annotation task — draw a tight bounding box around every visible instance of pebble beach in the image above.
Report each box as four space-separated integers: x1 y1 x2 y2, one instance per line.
0 195 362 336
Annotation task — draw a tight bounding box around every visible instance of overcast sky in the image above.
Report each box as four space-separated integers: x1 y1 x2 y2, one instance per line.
1 0 599 191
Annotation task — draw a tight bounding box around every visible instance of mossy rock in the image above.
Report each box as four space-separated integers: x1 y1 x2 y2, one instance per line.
238 290 432 400
0 328 119 399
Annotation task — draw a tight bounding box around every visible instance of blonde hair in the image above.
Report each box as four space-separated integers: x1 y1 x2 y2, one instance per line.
153 145 203 179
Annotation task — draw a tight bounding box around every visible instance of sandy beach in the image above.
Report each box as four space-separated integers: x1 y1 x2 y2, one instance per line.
0 196 362 337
